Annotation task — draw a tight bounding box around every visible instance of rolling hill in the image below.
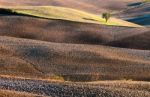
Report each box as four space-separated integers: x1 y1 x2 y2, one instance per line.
0 0 142 13
0 3 149 82
116 2 150 26
0 0 150 97
0 6 142 27
0 36 150 81
106 28 150 50
0 15 149 49
0 77 149 97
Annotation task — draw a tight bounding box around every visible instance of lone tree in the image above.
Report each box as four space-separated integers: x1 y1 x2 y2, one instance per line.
102 12 111 22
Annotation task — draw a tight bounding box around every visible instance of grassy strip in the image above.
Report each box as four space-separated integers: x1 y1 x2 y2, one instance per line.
0 6 142 27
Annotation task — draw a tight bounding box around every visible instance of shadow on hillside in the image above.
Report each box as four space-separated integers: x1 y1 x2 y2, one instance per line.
127 14 150 26
61 74 150 82
127 2 142 7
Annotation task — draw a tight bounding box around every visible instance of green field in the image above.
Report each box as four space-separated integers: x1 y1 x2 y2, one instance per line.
0 6 143 27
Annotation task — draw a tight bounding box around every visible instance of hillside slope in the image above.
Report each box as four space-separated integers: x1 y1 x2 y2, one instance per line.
0 36 150 81
116 2 150 25
0 0 141 13
0 0 149 97
0 6 142 27
106 29 150 50
0 15 149 49
117 2 150 18
0 77 149 97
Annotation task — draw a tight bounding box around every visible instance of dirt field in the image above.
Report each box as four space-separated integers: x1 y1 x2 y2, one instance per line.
0 77 149 97
0 0 149 97
0 36 150 81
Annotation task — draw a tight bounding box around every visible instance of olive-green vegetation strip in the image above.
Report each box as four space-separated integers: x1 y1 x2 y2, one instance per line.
143 0 150 2
0 6 142 27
